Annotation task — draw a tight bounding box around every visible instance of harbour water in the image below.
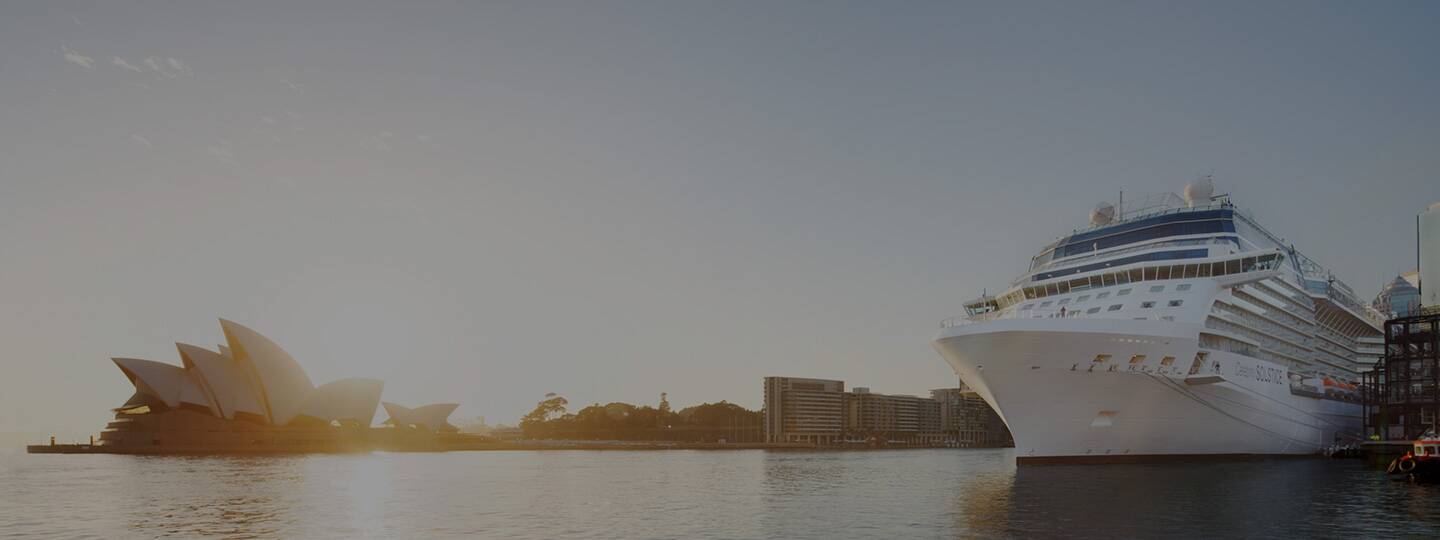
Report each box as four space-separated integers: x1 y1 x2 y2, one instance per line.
4 448 1440 538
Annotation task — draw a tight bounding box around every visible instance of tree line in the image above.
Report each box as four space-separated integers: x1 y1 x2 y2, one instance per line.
519 395 763 442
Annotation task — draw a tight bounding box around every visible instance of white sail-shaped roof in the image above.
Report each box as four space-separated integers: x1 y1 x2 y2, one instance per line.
221 319 315 426
111 358 216 415
300 378 384 426
176 343 266 420
382 402 459 431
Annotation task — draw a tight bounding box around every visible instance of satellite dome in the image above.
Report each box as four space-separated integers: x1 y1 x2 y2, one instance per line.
1090 202 1115 227
1183 177 1215 207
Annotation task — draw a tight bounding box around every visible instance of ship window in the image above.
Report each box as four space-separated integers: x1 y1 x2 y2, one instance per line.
1040 301 1053 308
1021 303 1034 310
1077 295 1091 302
1198 264 1211 277
1107 304 1123 311
1141 301 1156 308
1168 300 1184 307
1096 292 1110 299
1226 259 1241 274
1149 285 1165 293
1157 266 1171 280
1093 354 1112 363
1130 355 1147 364
1160 356 1175 366
1058 298 1071 305
1086 307 1101 314
1176 284 1192 291
1118 289 1132 296
1144 267 1157 280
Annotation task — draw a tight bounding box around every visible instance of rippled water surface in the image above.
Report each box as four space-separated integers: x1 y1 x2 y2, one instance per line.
4 448 1440 538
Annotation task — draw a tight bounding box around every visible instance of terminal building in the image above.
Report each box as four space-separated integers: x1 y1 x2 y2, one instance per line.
762 376 1011 447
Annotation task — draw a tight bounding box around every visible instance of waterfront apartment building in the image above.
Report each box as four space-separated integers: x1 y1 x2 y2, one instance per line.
764 376 1011 447
931 386 1014 448
842 388 943 444
763 377 845 445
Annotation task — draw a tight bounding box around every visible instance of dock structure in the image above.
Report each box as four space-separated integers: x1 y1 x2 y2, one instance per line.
1362 311 1440 446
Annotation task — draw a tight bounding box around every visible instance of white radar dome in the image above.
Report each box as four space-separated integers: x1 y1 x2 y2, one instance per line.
1184 177 1215 207
1090 202 1115 226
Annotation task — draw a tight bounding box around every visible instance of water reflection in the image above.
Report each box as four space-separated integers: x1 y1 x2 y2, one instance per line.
996 460 1440 538
5 449 1440 538
124 456 299 538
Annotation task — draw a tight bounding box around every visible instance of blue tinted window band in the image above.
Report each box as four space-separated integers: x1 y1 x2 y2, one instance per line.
1055 218 1235 257
1033 248 1211 281
1064 209 1233 246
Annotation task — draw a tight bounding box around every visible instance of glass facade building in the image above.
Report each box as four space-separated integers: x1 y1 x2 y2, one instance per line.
1374 271 1422 319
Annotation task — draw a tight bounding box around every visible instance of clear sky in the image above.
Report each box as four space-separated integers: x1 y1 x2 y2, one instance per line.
3 1 1438 434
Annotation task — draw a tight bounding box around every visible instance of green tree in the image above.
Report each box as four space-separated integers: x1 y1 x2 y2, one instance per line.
520 395 569 435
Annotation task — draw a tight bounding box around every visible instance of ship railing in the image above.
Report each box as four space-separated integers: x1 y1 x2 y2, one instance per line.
1019 236 1237 285
940 308 1096 328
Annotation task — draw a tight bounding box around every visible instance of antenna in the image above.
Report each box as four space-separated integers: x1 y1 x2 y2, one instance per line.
1118 190 1124 220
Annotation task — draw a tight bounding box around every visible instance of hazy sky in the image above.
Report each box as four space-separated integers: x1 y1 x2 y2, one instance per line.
3 1 1438 434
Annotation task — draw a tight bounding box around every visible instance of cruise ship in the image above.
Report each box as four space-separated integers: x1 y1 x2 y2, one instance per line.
932 178 1384 463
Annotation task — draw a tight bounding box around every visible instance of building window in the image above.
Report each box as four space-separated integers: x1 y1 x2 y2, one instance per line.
1141 301 1156 308
1149 285 1165 293
1096 292 1110 299
1086 307 1101 314
1118 289 1132 296
1176 284 1192 291
1168 300 1184 307
1107 304 1123 311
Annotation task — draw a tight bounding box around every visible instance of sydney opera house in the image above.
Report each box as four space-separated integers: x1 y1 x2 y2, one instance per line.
82 319 472 453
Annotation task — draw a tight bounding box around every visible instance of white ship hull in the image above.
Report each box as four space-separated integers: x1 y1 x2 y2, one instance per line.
933 318 1361 463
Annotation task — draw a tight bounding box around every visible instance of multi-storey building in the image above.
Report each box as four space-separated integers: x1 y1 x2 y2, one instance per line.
931 386 1013 447
763 377 845 445
764 376 1011 447
843 388 935 444
1374 271 1422 319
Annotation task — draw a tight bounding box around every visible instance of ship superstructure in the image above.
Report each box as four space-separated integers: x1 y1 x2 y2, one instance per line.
932 178 1384 463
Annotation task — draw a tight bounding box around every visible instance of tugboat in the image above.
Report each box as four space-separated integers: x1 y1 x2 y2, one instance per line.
1389 431 1440 483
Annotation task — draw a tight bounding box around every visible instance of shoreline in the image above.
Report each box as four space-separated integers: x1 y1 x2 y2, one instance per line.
26 440 1012 455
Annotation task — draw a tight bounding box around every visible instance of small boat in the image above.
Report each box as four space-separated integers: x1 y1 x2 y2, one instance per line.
1388 431 1440 483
